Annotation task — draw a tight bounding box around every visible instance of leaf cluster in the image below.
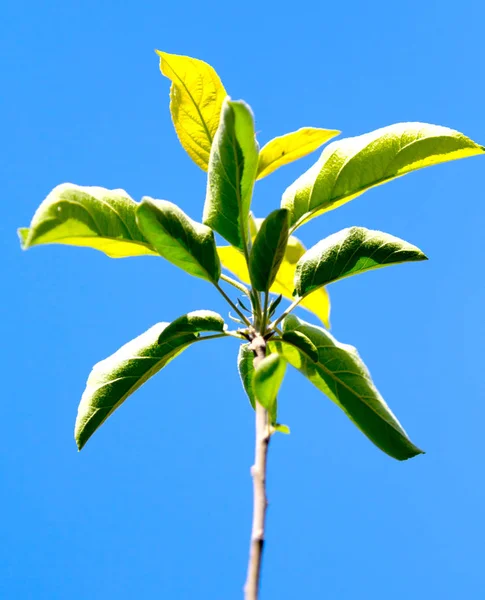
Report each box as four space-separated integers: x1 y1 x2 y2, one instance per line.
19 51 484 459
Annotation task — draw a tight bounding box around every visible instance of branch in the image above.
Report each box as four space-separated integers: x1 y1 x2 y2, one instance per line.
244 335 270 600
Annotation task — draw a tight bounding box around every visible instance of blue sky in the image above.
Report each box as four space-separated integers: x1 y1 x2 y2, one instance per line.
2 0 484 598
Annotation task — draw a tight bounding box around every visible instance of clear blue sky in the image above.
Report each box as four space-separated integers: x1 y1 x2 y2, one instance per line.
2 1 484 598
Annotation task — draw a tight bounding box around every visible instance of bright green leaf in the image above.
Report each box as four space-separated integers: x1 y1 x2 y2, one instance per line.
156 50 227 171
253 354 287 424
295 226 427 297
273 424 290 434
203 99 259 250
272 314 423 460
20 184 157 258
75 322 197 450
282 122 485 230
158 310 226 344
218 235 331 328
249 209 289 292
238 344 256 409
257 127 340 180
136 198 221 283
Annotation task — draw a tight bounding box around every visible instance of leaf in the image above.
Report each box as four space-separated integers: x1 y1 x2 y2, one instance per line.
75 322 197 450
156 50 227 171
257 127 340 180
273 424 290 434
203 99 259 250
282 122 485 229
19 184 157 258
136 198 221 283
218 235 331 328
272 315 423 460
158 310 226 344
282 330 318 362
249 209 289 292
268 294 283 318
295 226 427 297
237 298 251 314
238 344 256 409
253 354 287 424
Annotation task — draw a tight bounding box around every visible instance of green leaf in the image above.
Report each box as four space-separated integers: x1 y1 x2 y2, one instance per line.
238 344 256 409
268 293 283 318
249 209 289 292
203 98 259 250
75 322 197 450
257 127 340 180
295 227 427 297
136 198 221 283
218 231 331 328
272 314 423 460
273 424 290 434
158 310 226 344
156 50 227 171
253 354 287 424
282 122 485 230
282 330 318 362
20 184 157 258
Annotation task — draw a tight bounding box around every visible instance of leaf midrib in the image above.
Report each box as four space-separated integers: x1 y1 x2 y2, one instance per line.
282 334 408 438
165 56 213 149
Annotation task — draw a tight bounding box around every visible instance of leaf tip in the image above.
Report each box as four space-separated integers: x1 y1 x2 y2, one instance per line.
18 227 30 249
74 432 85 452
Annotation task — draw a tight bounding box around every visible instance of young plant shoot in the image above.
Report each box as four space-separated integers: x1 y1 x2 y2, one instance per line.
19 50 484 600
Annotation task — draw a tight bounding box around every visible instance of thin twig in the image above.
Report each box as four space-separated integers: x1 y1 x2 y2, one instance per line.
261 291 269 333
244 335 270 600
220 273 250 296
269 296 303 330
215 283 252 328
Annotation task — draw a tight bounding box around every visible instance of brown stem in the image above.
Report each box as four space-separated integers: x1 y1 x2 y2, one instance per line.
244 335 270 600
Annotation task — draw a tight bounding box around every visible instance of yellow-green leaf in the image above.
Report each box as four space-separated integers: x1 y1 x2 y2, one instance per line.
218 235 331 328
157 50 227 171
20 184 157 258
257 127 340 180
282 122 485 230
253 354 287 423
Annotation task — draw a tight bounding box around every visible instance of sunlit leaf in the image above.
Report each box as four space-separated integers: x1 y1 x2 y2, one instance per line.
272 315 423 460
253 354 287 424
257 127 340 179
20 184 157 258
203 99 259 250
75 323 197 450
282 122 485 230
249 209 289 292
273 424 290 434
137 198 221 283
156 50 227 171
238 344 256 409
158 310 226 344
295 227 427 296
